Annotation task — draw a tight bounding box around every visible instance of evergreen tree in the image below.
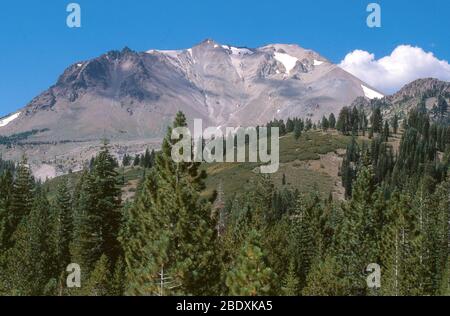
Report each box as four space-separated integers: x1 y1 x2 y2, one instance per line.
336 107 351 135
73 141 122 278
372 107 383 134
289 194 321 289
383 120 390 142
322 116 330 131
133 155 141 167
54 179 73 277
226 229 275 296
81 255 111 296
335 167 376 295
286 118 294 133
122 154 131 167
281 261 300 296
351 107 360 135
294 121 302 140
421 181 450 295
380 191 405 296
93 142 122 264
359 109 368 136
392 114 399 134
4 189 57 295
0 169 13 250
305 119 313 131
122 112 219 296
437 95 448 117
71 171 103 278
8 157 34 246
302 256 344 296
328 113 336 129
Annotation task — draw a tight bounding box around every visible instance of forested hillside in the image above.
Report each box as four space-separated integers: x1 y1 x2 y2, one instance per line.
0 106 449 296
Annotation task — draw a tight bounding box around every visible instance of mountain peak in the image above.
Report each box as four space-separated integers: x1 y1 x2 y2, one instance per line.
121 46 134 54
393 78 450 99
193 38 221 48
200 38 217 44
0 40 389 174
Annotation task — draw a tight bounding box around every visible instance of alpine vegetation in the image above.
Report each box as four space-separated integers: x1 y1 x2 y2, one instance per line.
171 119 280 173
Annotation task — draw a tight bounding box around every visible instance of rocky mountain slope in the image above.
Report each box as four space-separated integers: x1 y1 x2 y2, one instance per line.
0 39 385 178
351 78 450 121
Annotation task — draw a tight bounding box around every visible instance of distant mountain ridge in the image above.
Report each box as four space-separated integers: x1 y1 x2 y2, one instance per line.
351 78 450 121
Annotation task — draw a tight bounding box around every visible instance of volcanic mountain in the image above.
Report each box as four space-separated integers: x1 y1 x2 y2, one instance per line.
0 39 384 177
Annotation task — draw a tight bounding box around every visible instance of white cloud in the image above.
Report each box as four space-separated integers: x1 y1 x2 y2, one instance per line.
339 45 450 94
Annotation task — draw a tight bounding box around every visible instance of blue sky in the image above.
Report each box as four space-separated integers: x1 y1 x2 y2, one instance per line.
1 0 449 116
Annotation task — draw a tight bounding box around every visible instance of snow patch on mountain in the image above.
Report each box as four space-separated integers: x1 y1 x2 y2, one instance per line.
186 48 195 62
313 59 324 66
146 49 181 58
274 52 298 74
361 85 384 100
222 45 253 56
0 112 21 127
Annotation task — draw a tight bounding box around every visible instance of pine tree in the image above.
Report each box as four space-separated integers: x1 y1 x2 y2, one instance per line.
8 157 34 245
55 179 73 277
133 155 141 167
351 107 360 135
0 169 13 250
226 229 275 296
380 191 405 296
383 121 390 142
372 107 383 134
294 121 302 140
335 167 375 295
81 255 111 296
437 95 448 117
72 172 103 276
288 193 323 289
93 141 122 265
329 113 336 129
281 261 300 296
122 112 219 296
122 154 131 167
302 256 344 296
359 109 368 136
392 114 399 134
4 189 57 295
421 181 450 295
141 149 153 168
322 116 330 131
337 107 351 135
72 141 122 279
110 257 126 296
286 118 294 133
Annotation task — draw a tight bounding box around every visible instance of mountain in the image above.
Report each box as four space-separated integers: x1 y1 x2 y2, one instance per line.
0 39 383 178
351 78 450 121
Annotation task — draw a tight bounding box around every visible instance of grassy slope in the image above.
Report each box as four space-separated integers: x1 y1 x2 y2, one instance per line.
203 130 352 198
44 130 354 201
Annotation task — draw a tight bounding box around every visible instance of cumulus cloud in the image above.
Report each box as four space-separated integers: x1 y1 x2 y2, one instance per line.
339 45 450 94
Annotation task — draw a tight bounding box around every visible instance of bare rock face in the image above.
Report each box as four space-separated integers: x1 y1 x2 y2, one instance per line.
390 78 450 101
351 78 450 122
0 39 383 176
